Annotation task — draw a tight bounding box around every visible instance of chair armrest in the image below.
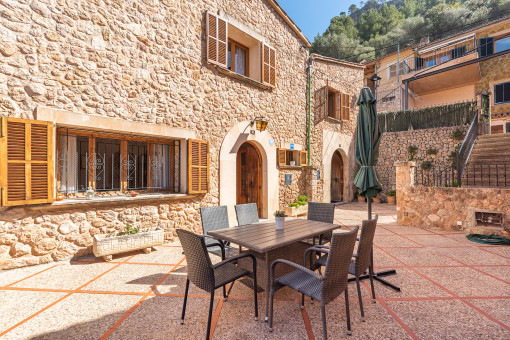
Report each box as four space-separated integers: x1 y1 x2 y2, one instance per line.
213 253 256 269
304 246 329 267
312 244 330 249
271 259 322 285
203 235 225 260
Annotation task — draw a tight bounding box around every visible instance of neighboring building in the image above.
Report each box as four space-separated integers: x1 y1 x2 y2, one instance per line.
365 17 510 134
0 0 363 269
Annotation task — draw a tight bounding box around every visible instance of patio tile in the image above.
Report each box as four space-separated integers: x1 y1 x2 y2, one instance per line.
0 262 58 287
404 234 468 247
383 247 461 267
378 224 436 235
467 299 510 326
126 246 185 265
11 262 116 290
373 235 423 248
478 246 510 259
82 263 171 293
385 299 510 339
0 290 67 336
372 247 404 268
474 266 510 282
216 299 306 339
416 267 510 297
440 233 480 246
4 293 140 340
109 295 220 340
306 294 412 339
373 268 452 299
435 247 510 265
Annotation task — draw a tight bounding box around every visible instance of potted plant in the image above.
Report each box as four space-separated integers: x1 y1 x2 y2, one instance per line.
93 224 164 261
284 195 308 217
55 193 65 201
274 210 286 230
355 191 365 203
373 196 381 204
386 190 396 204
130 191 139 197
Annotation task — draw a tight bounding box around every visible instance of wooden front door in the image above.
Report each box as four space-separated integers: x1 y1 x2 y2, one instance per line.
237 142 262 216
331 150 343 202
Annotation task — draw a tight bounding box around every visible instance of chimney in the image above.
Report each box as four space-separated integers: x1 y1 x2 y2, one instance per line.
420 36 430 45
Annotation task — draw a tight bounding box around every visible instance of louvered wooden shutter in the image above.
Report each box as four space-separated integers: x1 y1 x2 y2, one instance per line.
334 92 341 120
0 117 54 206
188 139 209 194
299 151 307 166
206 11 228 68
262 43 276 87
341 93 350 121
314 86 327 118
277 148 286 166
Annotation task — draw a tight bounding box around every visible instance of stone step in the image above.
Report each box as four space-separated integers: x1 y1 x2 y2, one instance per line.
468 156 510 164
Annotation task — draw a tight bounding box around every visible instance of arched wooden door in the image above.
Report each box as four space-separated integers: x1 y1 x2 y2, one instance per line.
331 150 344 202
237 142 262 216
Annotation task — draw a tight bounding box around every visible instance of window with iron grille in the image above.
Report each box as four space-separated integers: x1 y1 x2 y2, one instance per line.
57 129 182 197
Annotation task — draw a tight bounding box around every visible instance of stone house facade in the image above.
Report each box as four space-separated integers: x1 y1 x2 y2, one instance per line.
0 0 364 269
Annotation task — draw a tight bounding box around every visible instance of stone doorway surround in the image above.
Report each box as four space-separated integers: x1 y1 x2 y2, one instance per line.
219 121 278 225
322 130 354 203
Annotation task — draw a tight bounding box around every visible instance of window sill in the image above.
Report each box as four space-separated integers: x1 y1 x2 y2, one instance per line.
25 193 202 211
279 165 305 170
214 65 272 90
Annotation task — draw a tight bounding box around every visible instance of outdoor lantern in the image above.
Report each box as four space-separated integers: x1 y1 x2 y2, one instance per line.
370 74 381 85
251 117 268 132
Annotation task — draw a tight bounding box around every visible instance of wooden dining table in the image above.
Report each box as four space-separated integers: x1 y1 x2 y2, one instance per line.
207 218 342 321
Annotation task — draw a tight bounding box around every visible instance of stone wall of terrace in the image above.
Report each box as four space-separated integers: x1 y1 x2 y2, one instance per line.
395 162 510 237
377 125 468 192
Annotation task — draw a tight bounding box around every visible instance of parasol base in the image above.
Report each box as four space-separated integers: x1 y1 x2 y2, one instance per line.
348 269 401 292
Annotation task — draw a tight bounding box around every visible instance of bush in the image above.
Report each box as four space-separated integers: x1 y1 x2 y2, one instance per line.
288 202 300 208
451 128 465 141
408 145 418 161
297 200 307 206
386 190 396 196
426 148 437 155
421 161 432 170
297 195 307 202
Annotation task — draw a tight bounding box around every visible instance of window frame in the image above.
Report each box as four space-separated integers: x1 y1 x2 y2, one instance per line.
56 127 181 196
494 82 510 105
495 35 510 54
227 38 250 77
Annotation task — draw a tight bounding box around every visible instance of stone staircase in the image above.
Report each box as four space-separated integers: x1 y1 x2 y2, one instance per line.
462 133 510 187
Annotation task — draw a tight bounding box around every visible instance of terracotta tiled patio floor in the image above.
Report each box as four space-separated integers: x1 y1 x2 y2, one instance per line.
1 203 509 339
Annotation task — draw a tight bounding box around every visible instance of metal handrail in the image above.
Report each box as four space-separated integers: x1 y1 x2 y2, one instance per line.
457 111 479 186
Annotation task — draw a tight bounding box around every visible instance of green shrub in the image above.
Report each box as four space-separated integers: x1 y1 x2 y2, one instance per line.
426 148 437 155
288 202 300 208
297 195 307 202
274 210 285 217
451 128 464 141
386 190 396 196
421 161 432 170
408 145 418 161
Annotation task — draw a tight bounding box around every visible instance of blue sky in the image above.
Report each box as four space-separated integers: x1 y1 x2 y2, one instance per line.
278 0 354 42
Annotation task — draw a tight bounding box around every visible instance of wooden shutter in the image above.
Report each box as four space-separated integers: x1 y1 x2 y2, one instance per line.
206 11 228 68
277 148 286 166
188 139 209 194
340 93 350 121
0 117 54 206
334 92 341 120
314 86 327 118
299 151 307 166
262 43 276 87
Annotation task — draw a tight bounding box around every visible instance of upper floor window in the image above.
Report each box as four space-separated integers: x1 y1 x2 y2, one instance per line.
496 36 510 53
314 85 351 122
479 37 494 57
495 82 510 104
206 11 276 87
387 62 409 79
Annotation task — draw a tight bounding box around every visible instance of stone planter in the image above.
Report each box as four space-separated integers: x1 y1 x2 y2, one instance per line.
373 197 382 204
284 204 307 217
387 196 396 205
93 227 164 261
357 196 365 203
275 217 285 230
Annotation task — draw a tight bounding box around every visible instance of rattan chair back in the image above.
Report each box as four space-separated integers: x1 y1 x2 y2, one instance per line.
307 202 335 242
200 206 229 235
353 217 378 276
176 229 215 293
234 203 260 226
321 226 359 304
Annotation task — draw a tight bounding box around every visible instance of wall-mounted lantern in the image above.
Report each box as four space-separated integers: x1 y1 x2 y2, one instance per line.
250 117 268 132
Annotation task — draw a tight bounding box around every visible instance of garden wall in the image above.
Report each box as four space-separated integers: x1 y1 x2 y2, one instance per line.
377 125 468 192
395 162 510 237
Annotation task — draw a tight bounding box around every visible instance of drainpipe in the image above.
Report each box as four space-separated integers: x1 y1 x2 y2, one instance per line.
307 56 313 165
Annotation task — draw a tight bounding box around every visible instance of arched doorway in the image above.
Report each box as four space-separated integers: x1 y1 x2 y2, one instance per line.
331 150 344 202
237 142 262 216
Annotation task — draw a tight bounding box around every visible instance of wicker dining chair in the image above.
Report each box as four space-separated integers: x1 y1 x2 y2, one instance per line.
269 227 359 339
234 203 260 226
177 229 258 340
305 202 336 245
199 206 237 258
311 216 379 322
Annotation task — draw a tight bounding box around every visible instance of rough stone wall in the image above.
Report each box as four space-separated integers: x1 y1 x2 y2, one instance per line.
0 0 316 269
476 54 510 116
377 125 469 192
309 57 364 202
278 169 306 208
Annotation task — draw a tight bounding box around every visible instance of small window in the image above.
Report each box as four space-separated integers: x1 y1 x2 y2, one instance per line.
277 149 307 166
388 62 408 79
327 88 340 120
388 64 397 79
425 58 436 68
506 122 510 133
479 37 494 57
494 82 510 104
496 36 510 53
451 45 466 59
382 96 396 103
228 40 249 76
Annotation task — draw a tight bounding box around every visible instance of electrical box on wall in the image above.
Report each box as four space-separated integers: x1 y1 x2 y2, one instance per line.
285 174 292 185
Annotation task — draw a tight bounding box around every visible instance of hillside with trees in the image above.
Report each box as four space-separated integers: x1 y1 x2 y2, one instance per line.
310 0 510 63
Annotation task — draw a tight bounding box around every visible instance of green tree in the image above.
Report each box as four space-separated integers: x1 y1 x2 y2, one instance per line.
357 8 384 41
324 12 358 40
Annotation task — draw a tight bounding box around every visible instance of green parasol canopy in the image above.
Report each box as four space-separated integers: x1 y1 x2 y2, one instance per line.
354 87 382 198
